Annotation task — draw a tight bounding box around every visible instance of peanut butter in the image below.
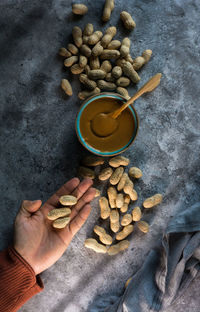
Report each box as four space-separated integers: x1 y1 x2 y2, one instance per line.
79 97 136 152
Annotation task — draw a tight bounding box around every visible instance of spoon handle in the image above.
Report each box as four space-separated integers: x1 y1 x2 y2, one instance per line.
111 73 162 119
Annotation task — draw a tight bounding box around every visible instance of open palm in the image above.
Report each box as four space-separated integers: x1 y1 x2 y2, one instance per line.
14 178 96 275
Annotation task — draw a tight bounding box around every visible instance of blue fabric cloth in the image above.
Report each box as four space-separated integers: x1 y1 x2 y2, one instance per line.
91 203 200 312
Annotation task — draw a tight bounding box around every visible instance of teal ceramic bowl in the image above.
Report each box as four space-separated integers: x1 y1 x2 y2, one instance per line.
75 92 139 157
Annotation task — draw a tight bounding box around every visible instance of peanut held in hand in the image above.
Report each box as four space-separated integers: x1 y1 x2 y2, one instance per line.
59 195 77 206
47 208 71 220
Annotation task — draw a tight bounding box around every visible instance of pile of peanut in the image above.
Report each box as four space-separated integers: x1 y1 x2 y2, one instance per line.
79 155 163 256
60 1 152 100
47 195 77 228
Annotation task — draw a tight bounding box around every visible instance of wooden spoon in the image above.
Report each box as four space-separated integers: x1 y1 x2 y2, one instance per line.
111 73 162 119
91 73 162 137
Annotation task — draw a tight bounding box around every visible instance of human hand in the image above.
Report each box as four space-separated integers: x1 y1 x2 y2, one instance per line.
14 178 96 275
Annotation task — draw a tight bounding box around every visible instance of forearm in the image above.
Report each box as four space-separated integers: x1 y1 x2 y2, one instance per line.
0 247 44 312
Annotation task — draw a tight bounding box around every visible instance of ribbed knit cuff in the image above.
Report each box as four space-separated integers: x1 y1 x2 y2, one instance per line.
0 247 44 312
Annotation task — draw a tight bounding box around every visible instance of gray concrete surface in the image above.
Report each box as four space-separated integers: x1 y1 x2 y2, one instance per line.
0 0 200 311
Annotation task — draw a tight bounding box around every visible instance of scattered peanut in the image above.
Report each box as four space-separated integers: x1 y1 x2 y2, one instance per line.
61 79 73 96
124 180 138 201
116 224 134 240
120 11 136 30
72 26 83 48
83 23 94 36
99 167 113 181
67 43 79 55
132 56 145 70
122 61 140 83
107 240 130 255
78 87 100 100
109 156 130 168
59 195 78 206
79 74 97 90
94 225 112 245
129 167 143 179
84 64 91 75
83 35 89 44
110 209 120 233
89 55 100 69
88 31 103 45
125 54 133 64
97 80 116 91
121 214 132 226
100 49 120 60
107 186 117 208
120 204 128 213
142 49 152 63
82 155 104 167
100 60 112 73
116 58 126 67
137 220 149 233
64 55 79 67
101 26 117 48
88 69 106 80
78 166 95 179
116 77 131 87
47 208 71 221
105 72 116 82
132 50 152 70
117 172 128 191
72 3 88 15
112 66 122 79
92 41 104 57
102 0 115 22
99 197 110 219
124 194 131 204
84 238 107 253
71 63 84 74
132 206 142 221
143 194 163 208
107 40 121 50
116 87 130 100
120 195 130 213
120 194 130 213
110 166 124 185
80 44 92 57
79 55 88 68
120 38 131 57
116 193 124 208
59 47 71 57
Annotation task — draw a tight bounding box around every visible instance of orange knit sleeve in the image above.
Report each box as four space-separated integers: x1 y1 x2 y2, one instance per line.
0 247 44 312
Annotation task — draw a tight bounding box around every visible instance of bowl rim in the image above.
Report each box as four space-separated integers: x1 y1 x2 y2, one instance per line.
75 92 139 157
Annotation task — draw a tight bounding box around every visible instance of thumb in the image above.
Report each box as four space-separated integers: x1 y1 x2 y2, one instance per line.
20 200 42 217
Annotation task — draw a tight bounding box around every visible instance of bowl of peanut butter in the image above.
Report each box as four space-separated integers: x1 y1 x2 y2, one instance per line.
75 93 139 156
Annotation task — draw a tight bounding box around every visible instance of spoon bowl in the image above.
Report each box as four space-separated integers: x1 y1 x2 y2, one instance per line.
91 112 118 137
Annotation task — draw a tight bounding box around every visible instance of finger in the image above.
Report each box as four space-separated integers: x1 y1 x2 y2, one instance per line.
71 178 93 200
40 202 55 219
19 200 42 218
69 204 92 237
70 187 96 220
45 177 80 207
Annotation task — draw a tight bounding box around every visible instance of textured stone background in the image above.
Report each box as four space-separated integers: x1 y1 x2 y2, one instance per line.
0 0 200 311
